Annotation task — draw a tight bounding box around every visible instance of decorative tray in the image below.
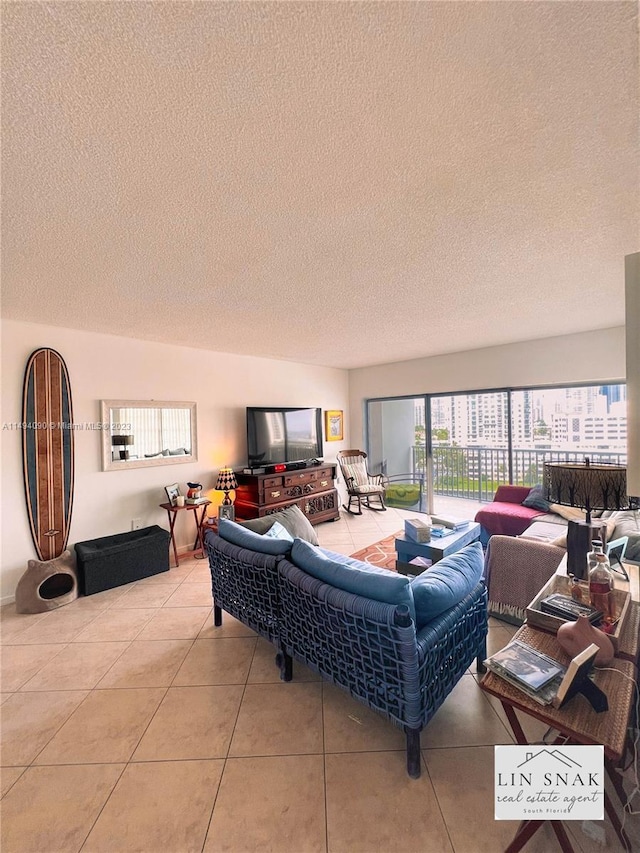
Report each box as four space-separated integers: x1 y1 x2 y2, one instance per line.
526 574 630 652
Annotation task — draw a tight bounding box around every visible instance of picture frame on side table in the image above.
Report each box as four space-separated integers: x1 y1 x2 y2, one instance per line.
606 536 628 567
165 483 180 506
324 410 344 442
218 504 236 522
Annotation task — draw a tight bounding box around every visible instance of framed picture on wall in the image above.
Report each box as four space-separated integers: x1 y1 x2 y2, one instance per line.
324 410 344 442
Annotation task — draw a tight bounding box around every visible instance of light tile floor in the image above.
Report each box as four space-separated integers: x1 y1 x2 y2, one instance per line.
1 506 638 852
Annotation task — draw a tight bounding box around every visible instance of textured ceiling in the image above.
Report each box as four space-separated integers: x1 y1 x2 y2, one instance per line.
2 2 638 369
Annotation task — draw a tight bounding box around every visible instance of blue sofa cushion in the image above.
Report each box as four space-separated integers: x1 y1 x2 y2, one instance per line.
218 517 292 555
522 484 552 512
291 539 415 621
410 541 484 628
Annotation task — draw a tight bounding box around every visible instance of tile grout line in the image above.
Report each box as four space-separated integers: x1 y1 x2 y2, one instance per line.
420 749 456 853
198 613 260 853
76 575 205 853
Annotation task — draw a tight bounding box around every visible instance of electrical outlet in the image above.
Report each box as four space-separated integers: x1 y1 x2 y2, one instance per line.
132 518 142 531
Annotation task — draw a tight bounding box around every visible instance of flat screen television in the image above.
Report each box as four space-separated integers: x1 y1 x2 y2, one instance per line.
246 407 323 467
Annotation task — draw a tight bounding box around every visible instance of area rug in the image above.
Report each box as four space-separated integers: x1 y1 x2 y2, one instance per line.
350 532 401 571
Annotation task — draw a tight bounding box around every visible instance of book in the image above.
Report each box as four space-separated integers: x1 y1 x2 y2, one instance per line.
185 497 208 505
430 515 470 530
485 639 606 711
431 525 456 538
539 593 603 625
485 662 564 706
484 639 566 693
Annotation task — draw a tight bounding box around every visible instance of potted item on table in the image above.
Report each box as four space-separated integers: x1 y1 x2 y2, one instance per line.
187 482 202 500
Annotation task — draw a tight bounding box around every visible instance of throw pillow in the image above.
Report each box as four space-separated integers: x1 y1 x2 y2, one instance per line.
608 510 640 560
218 517 292 556
410 541 484 629
263 521 294 542
341 460 369 487
291 539 415 621
522 485 552 512
240 504 319 545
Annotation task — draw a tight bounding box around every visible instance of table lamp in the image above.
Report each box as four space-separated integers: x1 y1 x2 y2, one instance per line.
543 459 628 580
112 434 134 461
215 467 238 521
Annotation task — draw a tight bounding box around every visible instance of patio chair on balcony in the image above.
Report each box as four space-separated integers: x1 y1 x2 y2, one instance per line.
337 450 387 514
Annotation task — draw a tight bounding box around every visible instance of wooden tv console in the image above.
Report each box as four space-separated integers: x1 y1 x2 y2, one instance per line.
234 463 340 525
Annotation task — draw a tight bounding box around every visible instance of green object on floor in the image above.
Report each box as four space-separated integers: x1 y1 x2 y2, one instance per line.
385 483 421 508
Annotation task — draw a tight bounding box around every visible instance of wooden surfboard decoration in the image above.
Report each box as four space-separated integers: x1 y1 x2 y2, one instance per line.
22 348 75 561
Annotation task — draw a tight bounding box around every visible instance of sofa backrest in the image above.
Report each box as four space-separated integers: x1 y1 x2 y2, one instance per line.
290 538 416 621
277 555 419 726
493 485 532 504
204 530 283 642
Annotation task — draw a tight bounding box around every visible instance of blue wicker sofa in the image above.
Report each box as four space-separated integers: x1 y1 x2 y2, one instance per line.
204 509 488 779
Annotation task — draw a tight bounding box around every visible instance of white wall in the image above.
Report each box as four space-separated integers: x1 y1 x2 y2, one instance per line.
1 319 350 601
2 322 628 602
348 327 626 448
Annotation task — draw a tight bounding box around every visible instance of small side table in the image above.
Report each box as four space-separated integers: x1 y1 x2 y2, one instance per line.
481 624 635 852
160 501 211 568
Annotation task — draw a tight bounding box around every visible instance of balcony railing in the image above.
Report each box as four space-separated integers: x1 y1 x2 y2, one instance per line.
411 445 628 504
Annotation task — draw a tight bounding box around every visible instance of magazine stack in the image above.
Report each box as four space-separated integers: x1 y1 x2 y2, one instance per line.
484 639 602 710
484 640 565 705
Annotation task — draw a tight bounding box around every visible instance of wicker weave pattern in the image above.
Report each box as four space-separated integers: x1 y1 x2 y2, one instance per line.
205 530 488 774
415 587 488 725
482 624 635 762
205 532 281 643
278 560 416 724
278 558 488 732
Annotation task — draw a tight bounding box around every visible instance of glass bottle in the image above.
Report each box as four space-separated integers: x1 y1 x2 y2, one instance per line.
587 540 614 621
569 574 583 603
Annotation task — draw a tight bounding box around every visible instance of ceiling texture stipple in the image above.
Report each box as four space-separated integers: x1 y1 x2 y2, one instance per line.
2 2 638 369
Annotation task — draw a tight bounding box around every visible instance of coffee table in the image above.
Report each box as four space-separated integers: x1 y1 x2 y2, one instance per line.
395 521 481 575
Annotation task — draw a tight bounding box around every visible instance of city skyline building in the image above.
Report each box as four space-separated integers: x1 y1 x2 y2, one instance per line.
422 384 627 452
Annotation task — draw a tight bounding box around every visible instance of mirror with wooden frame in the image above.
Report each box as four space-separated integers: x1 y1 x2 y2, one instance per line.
100 400 197 471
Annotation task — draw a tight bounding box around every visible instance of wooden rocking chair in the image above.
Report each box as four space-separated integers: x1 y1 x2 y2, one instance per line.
336 450 387 514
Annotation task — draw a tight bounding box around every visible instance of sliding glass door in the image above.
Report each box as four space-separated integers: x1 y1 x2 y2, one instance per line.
367 397 428 512
366 383 626 517
430 391 509 504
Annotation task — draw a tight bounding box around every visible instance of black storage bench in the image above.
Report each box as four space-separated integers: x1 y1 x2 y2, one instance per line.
74 525 171 595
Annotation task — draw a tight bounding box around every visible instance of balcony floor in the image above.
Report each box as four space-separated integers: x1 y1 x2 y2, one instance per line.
432 494 487 520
